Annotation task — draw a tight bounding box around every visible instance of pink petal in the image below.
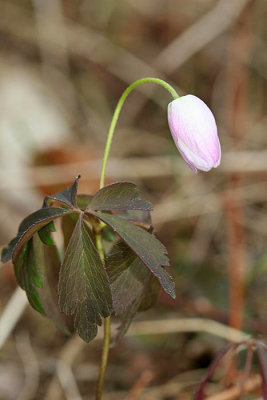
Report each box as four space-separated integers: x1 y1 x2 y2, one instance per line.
168 95 221 172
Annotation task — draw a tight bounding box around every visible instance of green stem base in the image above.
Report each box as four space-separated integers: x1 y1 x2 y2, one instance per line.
96 316 111 400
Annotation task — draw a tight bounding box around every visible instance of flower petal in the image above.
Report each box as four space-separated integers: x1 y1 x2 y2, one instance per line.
168 95 221 172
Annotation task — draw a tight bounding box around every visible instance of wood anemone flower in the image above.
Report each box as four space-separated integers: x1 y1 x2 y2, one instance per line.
168 95 221 173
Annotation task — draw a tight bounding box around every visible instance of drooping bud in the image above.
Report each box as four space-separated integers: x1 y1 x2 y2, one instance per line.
168 95 221 173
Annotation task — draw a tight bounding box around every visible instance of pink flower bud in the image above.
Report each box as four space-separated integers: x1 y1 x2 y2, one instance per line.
168 95 221 173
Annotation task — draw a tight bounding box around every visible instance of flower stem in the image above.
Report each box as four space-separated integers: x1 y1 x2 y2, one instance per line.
96 77 178 400
95 316 111 400
95 230 110 400
99 77 179 189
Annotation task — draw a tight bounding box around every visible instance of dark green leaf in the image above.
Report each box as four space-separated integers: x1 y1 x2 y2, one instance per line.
1 247 9 262
44 175 80 209
58 215 112 342
38 221 56 246
138 276 160 312
119 209 152 229
62 213 94 252
87 182 152 211
102 226 116 242
114 293 145 344
61 213 79 250
32 236 73 335
89 211 176 299
14 239 45 314
107 242 160 342
1 207 73 263
107 242 151 315
73 305 98 343
77 194 93 211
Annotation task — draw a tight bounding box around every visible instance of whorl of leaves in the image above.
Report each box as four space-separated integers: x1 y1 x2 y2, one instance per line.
1 177 175 342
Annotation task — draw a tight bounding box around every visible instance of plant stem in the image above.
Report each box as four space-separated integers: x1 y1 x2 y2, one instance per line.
96 77 179 400
96 316 111 400
99 77 179 189
95 230 110 400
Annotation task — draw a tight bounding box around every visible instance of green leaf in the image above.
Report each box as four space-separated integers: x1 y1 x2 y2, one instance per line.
88 211 176 299
107 242 160 342
107 242 151 316
87 182 153 211
102 226 116 242
138 276 160 312
61 213 79 250
38 221 56 246
58 215 112 342
44 175 80 209
115 293 145 344
14 239 45 314
61 213 95 251
120 209 152 228
32 235 73 335
73 306 98 343
1 207 73 263
77 194 93 211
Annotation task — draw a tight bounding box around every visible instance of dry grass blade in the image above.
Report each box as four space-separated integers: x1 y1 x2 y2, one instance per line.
0 288 28 350
56 360 82 400
153 0 252 74
15 331 39 400
45 335 84 400
127 318 249 342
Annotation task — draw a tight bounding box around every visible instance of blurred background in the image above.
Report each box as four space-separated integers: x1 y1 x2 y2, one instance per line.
0 0 266 399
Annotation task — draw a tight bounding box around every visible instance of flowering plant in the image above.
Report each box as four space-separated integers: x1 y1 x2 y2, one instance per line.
1 77 221 399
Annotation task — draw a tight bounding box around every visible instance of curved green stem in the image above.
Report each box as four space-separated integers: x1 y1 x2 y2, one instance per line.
96 77 178 400
99 77 179 189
